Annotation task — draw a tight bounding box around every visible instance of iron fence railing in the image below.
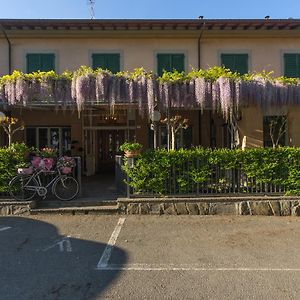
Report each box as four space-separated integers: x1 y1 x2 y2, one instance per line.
122 157 286 198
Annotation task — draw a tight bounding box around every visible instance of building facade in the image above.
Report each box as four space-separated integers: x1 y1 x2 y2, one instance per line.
1 19 300 175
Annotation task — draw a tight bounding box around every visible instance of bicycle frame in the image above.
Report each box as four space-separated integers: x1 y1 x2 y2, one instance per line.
22 169 66 197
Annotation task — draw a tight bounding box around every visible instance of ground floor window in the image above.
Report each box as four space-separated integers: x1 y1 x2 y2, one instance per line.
149 126 193 149
263 116 287 148
26 127 71 156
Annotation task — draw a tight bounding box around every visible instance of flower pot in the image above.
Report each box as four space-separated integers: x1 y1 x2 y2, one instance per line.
43 158 54 171
17 167 33 175
31 156 41 168
124 150 141 158
61 167 72 174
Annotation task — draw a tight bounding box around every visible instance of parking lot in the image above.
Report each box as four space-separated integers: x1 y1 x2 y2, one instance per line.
1 215 300 299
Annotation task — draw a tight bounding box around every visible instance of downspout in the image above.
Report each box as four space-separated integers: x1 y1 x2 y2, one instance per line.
197 20 205 146
197 20 205 69
0 24 12 74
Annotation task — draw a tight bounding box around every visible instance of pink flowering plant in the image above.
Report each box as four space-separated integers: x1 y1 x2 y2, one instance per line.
39 147 57 158
57 156 76 168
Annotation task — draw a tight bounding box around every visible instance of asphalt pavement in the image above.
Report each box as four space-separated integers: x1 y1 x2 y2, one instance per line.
1 215 300 299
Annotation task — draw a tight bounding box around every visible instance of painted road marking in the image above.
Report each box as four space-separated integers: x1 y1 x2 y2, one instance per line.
38 236 72 252
97 263 300 272
0 226 11 232
96 218 126 269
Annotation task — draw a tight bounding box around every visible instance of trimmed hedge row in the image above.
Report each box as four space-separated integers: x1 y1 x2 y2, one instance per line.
0 143 29 193
123 148 300 195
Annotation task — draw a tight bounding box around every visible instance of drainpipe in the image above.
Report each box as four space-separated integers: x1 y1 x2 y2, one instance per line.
197 20 205 145
0 24 12 74
197 20 206 69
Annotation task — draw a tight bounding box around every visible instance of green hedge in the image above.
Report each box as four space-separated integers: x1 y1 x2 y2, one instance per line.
0 143 30 193
123 148 300 195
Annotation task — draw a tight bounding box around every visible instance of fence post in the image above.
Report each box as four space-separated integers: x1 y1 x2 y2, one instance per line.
74 156 82 196
237 166 240 193
126 157 134 198
196 157 199 196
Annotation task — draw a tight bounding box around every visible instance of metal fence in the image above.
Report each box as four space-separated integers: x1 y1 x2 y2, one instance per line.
124 157 286 198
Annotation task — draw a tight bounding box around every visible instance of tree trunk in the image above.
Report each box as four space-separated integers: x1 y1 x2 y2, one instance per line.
171 127 175 150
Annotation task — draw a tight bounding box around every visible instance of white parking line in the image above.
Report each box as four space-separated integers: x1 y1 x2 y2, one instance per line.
0 226 11 232
38 236 72 252
96 218 126 269
97 263 300 272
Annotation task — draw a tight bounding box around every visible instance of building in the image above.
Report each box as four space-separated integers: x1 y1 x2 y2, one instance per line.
1 19 300 175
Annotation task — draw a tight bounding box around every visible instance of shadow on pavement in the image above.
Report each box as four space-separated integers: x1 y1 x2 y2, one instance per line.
0 217 127 300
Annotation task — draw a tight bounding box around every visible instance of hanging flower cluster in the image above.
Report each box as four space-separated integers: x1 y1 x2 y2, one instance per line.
0 71 74 109
1 67 300 119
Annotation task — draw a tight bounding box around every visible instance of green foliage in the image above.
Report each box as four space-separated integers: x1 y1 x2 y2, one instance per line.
119 142 143 152
122 147 300 195
0 143 31 193
1 66 300 86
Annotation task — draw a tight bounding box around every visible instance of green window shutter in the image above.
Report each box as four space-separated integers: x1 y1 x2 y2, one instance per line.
41 54 55 72
157 54 184 76
157 54 171 76
26 54 41 73
171 54 185 72
92 54 120 73
221 54 248 75
26 53 55 73
234 54 248 75
284 54 300 78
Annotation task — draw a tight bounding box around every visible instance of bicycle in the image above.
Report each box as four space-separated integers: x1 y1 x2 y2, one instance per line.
9 166 79 201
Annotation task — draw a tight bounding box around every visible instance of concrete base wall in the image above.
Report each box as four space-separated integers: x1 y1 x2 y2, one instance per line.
0 201 37 216
118 197 300 216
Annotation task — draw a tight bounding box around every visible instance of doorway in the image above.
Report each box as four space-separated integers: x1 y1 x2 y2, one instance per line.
96 130 125 173
83 108 137 176
84 127 136 176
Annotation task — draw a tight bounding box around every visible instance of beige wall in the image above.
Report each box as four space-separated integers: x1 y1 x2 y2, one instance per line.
201 37 300 76
1 36 299 76
0 37 198 75
0 39 9 75
237 105 300 149
238 106 264 148
287 106 300 147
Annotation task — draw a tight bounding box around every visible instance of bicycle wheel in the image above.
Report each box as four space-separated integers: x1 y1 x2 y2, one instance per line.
9 175 39 201
53 176 79 201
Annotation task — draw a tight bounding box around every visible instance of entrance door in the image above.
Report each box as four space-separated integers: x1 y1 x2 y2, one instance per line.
97 130 126 173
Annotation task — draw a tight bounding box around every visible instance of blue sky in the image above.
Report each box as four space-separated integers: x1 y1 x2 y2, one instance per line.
0 0 299 19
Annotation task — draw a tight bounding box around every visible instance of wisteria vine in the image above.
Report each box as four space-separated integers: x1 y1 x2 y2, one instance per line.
1 67 300 119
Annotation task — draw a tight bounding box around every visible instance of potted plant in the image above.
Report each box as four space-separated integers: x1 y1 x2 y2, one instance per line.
31 148 57 171
57 156 76 174
119 142 143 158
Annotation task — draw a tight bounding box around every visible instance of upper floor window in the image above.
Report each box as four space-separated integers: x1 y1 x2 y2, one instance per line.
284 53 300 78
221 53 248 75
26 53 55 73
157 53 185 76
92 53 120 73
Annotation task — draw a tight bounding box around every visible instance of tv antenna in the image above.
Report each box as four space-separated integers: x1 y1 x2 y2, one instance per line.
87 0 96 19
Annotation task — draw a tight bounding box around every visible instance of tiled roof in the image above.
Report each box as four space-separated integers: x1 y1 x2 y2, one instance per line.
0 19 300 31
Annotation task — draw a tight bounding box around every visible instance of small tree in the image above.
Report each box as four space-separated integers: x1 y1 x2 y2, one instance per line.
269 116 287 149
0 117 24 146
161 115 189 150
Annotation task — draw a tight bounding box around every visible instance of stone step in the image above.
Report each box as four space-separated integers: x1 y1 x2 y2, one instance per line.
30 205 119 215
37 199 118 208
